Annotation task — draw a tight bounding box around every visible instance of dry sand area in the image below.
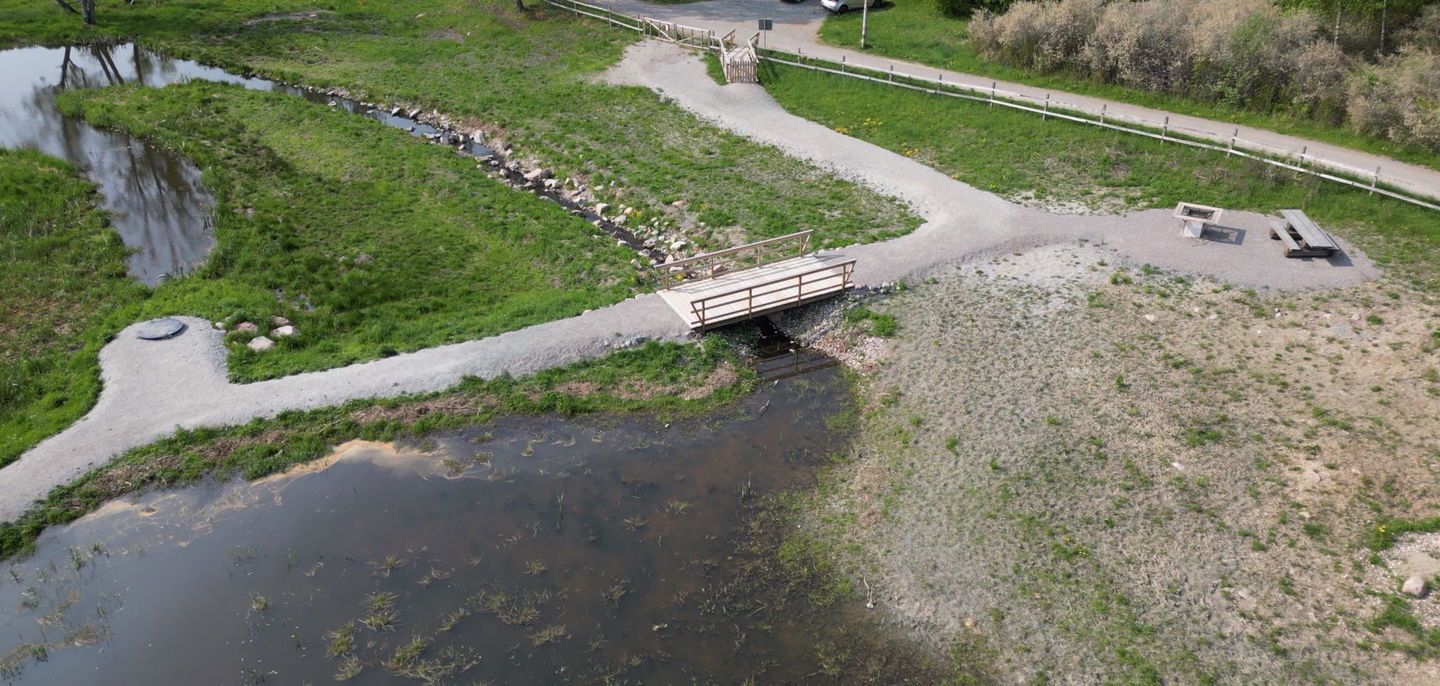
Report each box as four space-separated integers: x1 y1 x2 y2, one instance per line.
795 244 1440 683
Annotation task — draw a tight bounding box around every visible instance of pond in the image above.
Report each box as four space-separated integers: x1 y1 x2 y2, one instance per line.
0 359 933 684
0 43 490 285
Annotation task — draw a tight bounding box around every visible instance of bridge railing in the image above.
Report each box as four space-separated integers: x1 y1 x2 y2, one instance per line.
656 229 813 287
690 258 856 331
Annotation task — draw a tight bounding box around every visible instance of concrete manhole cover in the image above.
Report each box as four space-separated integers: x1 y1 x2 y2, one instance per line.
135 317 187 341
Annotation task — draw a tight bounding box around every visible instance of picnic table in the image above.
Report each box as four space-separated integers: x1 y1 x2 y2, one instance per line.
1269 209 1338 258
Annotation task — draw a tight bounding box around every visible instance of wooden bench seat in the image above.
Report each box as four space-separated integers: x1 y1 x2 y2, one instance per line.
1270 209 1338 258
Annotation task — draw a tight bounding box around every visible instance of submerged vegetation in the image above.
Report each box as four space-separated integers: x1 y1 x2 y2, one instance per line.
0 149 146 467
0 337 752 560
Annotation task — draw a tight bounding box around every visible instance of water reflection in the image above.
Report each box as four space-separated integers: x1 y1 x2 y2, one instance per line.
0 45 226 285
1 42 497 285
0 366 926 684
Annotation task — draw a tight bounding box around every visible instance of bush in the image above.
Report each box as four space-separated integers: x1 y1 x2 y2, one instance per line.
969 0 1440 150
935 0 1016 19
1347 49 1440 151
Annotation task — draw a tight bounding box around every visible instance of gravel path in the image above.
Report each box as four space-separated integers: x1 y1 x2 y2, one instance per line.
600 0 1440 204
604 40 1379 290
0 39 1381 524
0 295 689 522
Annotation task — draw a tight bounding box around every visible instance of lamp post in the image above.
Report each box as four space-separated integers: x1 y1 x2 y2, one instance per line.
860 0 870 48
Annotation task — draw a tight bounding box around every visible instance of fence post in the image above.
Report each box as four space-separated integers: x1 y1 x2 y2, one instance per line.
1299 145 1306 166
840 54 845 74
1043 94 1050 120
888 65 893 83
1100 103 1106 125
1372 167 1381 195
1162 116 1169 139
1227 128 1237 157
990 81 996 108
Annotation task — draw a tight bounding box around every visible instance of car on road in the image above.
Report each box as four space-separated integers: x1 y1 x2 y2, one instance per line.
820 0 881 13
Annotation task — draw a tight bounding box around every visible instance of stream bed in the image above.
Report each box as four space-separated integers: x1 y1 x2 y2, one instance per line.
0 43 503 285
0 360 930 684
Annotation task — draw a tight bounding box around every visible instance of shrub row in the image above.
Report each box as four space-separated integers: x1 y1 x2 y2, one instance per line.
969 0 1440 151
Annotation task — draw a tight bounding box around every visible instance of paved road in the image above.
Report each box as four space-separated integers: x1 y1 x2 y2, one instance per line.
599 0 1440 203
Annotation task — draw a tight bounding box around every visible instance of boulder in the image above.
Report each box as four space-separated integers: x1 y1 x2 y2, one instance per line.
213 321 226 330
272 325 298 338
235 321 259 334
1403 576 1428 598
523 168 552 182
594 202 611 217
669 240 688 252
247 336 275 352
271 316 291 326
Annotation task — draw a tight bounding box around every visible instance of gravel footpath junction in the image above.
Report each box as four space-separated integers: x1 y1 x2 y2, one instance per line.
0 40 1378 522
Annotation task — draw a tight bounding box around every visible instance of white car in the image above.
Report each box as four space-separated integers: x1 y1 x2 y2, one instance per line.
820 0 881 13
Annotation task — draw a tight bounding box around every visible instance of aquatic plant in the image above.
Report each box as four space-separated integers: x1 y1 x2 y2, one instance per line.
528 624 568 647
360 592 400 631
324 621 357 658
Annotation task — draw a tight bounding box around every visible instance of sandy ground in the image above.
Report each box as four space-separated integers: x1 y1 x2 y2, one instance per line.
599 0 1440 203
804 245 1440 683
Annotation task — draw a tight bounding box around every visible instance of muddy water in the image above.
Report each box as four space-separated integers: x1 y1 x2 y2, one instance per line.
0 366 892 684
0 43 492 285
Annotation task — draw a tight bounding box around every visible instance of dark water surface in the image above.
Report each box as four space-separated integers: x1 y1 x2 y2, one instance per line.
0 365 900 684
0 43 489 285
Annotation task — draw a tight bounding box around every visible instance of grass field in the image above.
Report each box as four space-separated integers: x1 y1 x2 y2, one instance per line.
58 81 641 382
0 0 918 462
818 2 1440 173
763 62 1440 287
0 150 148 468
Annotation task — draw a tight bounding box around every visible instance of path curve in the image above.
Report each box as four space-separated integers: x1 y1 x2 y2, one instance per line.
599 0 1440 203
0 40 1379 524
605 40 1377 289
0 296 689 522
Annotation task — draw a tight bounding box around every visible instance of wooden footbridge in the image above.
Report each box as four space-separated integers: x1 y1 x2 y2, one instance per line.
656 230 856 331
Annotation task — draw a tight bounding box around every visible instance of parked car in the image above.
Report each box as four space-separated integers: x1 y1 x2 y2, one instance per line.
820 0 880 12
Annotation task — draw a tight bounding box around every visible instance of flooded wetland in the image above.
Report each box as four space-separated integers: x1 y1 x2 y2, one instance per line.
0 361 935 684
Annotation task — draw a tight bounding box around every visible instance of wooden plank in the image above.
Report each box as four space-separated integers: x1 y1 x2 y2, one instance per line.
1279 209 1337 251
657 254 855 330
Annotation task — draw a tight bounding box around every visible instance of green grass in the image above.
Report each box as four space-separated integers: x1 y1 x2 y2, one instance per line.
58 80 640 383
817 2 1440 173
0 149 148 467
762 62 1440 287
0 336 754 560
0 0 919 460
0 1 919 251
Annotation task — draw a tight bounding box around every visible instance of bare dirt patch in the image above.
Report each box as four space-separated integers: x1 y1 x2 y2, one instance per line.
807 243 1440 683
242 11 332 26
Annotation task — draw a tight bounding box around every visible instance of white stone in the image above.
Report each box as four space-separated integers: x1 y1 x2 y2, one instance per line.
247 336 275 352
271 316 291 326
235 321 259 334
272 325 298 338
1403 575 1428 598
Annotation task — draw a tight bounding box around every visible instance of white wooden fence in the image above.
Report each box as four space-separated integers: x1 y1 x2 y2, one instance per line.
543 0 1439 212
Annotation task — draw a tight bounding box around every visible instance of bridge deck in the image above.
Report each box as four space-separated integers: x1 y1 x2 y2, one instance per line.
658 254 856 331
